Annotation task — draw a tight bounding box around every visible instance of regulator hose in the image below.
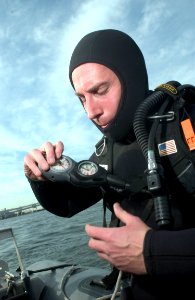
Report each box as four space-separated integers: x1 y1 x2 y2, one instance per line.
133 90 165 160
133 90 172 227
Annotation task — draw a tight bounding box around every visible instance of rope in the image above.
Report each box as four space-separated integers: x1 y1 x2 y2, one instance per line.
96 270 122 300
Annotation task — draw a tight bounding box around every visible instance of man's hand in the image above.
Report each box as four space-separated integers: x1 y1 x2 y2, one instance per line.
85 202 150 274
24 141 64 180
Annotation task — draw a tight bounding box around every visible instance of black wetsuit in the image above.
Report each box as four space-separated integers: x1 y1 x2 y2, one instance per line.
27 29 195 299
28 137 195 300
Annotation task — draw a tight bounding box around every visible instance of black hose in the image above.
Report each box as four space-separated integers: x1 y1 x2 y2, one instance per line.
133 91 166 160
133 90 172 227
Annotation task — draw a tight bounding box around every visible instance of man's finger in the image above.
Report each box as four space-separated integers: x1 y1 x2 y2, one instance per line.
54 141 64 159
39 141 55 164
85 224 114 242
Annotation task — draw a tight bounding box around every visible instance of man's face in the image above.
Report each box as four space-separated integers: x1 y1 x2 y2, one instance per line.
72 63 122 129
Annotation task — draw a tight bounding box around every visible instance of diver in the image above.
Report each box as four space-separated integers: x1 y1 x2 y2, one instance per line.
24 29 195 299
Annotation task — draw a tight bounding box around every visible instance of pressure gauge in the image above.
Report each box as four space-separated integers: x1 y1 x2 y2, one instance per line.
40 155 129 190
50 155 72 172
77 161 98 176
40 155 75 182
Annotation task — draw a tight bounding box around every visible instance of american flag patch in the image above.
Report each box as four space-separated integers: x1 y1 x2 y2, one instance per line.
158 139 177 156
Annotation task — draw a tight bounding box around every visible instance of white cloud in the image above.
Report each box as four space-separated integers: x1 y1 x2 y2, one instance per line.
136 1 170 36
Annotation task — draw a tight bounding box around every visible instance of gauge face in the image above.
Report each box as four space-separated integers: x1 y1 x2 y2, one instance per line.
78 161 98 176
50 155 72 172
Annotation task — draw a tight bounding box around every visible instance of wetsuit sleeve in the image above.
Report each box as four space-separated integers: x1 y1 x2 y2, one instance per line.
28 178 102 217
144 228 195 276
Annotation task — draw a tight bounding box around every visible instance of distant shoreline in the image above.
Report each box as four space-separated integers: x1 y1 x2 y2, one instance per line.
0 203 44 220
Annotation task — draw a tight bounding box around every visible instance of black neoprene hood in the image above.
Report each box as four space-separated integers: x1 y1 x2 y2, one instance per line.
69 29 149 142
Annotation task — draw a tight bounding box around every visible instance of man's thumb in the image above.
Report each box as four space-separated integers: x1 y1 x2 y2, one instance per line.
113 202 132 225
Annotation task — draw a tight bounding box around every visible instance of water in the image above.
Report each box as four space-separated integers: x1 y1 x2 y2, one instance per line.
0 201 111 274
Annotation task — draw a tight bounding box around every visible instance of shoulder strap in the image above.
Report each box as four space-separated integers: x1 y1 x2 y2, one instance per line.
154 82 195 194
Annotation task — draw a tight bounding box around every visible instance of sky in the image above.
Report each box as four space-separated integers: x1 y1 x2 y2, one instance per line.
0 0 194 210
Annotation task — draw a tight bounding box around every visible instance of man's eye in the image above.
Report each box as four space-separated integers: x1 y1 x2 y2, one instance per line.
98 87 109 95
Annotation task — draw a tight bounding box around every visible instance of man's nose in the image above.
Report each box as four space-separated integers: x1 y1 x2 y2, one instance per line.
85 95 102 120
